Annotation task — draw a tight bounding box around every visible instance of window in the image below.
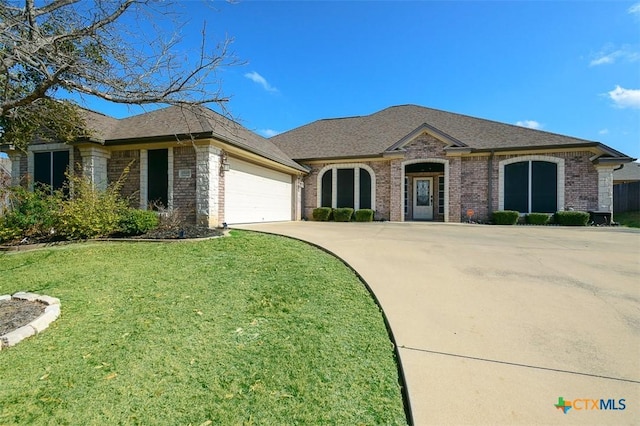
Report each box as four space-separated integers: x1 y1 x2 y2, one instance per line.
321 169 332 207
317 165 375 210
147 148 169 208
34 150 69 193
504 160 557 213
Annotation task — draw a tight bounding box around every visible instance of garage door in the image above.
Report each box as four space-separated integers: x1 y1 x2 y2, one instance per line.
224 158 292 224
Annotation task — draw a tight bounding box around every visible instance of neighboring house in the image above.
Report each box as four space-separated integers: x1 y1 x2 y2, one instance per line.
1 106 306 227
271 105 634 222
613 162 640 213
613 162 640 184
0 157 11 213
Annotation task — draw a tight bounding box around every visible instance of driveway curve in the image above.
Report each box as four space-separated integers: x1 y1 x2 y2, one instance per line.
235 222 640 425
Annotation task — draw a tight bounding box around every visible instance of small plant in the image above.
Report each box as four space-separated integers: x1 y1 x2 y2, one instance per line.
554 211 589 226
333 207 354 222
492 210 519 225
355 209 374 222
118 209 159 236
312 207 332 221
526 213 550 225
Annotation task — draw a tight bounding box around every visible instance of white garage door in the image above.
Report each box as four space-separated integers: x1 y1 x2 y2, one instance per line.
224 158 292 224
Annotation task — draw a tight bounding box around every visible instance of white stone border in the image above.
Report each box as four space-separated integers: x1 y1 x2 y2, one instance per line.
0 292 60 350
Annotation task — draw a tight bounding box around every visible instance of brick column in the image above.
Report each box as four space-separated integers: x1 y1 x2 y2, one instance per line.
195 145 222 228
389 159 403 221
78 146 111 190
595 165 615 215
448 157 462 222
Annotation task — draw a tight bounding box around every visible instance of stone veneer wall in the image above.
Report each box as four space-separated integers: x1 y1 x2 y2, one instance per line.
107 150 140 207
172 145 197 223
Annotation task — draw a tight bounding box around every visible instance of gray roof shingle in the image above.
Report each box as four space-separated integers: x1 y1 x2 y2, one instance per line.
81 105 305 172
271 104 627 160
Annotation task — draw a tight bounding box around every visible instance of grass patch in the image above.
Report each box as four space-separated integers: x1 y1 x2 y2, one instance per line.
615 211 640 228
0 231 406 425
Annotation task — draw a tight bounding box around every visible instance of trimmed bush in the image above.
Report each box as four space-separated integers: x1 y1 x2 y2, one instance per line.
333 207 354 222
492 210 519 225
554 211 589 226
312 207 332 221
118 209 160 235
355 209 374 222
526 213 550 225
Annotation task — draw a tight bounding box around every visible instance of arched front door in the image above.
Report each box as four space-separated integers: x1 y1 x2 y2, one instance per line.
413 177 433 220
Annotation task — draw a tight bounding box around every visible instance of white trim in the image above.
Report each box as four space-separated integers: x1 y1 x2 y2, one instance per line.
498 155 565 213
316 163 376 210
401 158 449 222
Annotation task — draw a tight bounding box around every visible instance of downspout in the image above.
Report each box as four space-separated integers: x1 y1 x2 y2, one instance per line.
487 150 494 219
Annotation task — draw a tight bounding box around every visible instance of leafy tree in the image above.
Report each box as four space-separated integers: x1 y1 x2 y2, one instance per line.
0 0 237 151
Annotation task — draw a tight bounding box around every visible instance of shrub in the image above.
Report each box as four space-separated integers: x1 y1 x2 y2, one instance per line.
118 209 159 235
526 213 550 225
56 174 128 239
355 209 374 222
0 186 62 243
492 210 519 225
312 207 332 221
333 207 354 222
554 211 589 226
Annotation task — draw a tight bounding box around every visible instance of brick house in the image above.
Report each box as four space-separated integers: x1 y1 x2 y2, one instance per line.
2 105 307 227
2 103 634 226
270 105 634 222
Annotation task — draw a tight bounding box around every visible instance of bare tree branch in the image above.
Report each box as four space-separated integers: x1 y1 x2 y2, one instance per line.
0 0 241 150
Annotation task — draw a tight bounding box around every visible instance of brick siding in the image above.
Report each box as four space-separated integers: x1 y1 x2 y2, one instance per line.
107 150 140 207
172 145 197 223
300 132 601 223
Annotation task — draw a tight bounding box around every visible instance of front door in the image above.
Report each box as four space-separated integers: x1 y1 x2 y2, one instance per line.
413 177 433 220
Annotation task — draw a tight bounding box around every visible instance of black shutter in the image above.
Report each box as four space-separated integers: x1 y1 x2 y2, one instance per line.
531 161 557 213
34 152 52 190
321 169 332 207
337 168 354 208
504 162 529 213
148 149 168 208
52 150 69 191
359 169 371 209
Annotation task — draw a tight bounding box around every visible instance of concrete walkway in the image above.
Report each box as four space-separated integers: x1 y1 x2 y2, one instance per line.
234 222 640 425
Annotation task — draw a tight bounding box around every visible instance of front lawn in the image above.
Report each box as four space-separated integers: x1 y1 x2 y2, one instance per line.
0 231 407 425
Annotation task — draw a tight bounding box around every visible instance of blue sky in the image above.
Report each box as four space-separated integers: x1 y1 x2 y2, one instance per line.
86 1 640 159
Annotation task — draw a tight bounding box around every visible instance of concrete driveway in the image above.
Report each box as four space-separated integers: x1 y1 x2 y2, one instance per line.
234 222 640 425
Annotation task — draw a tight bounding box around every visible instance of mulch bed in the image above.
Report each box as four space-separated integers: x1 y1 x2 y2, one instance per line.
0 299 46 336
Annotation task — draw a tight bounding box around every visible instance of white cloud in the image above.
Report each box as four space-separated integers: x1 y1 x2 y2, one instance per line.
259 129 280 137
628 2 640 14
598 129 609 135
515 120 542 130
607 85 640 109
589 46 640 66
244 71 278 93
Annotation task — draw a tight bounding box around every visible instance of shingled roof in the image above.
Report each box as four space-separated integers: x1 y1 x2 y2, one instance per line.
270 104 629 160
79 105 305 172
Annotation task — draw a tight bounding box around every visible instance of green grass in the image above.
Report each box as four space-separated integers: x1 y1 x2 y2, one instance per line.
0 231 406 425
615 211 640 228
